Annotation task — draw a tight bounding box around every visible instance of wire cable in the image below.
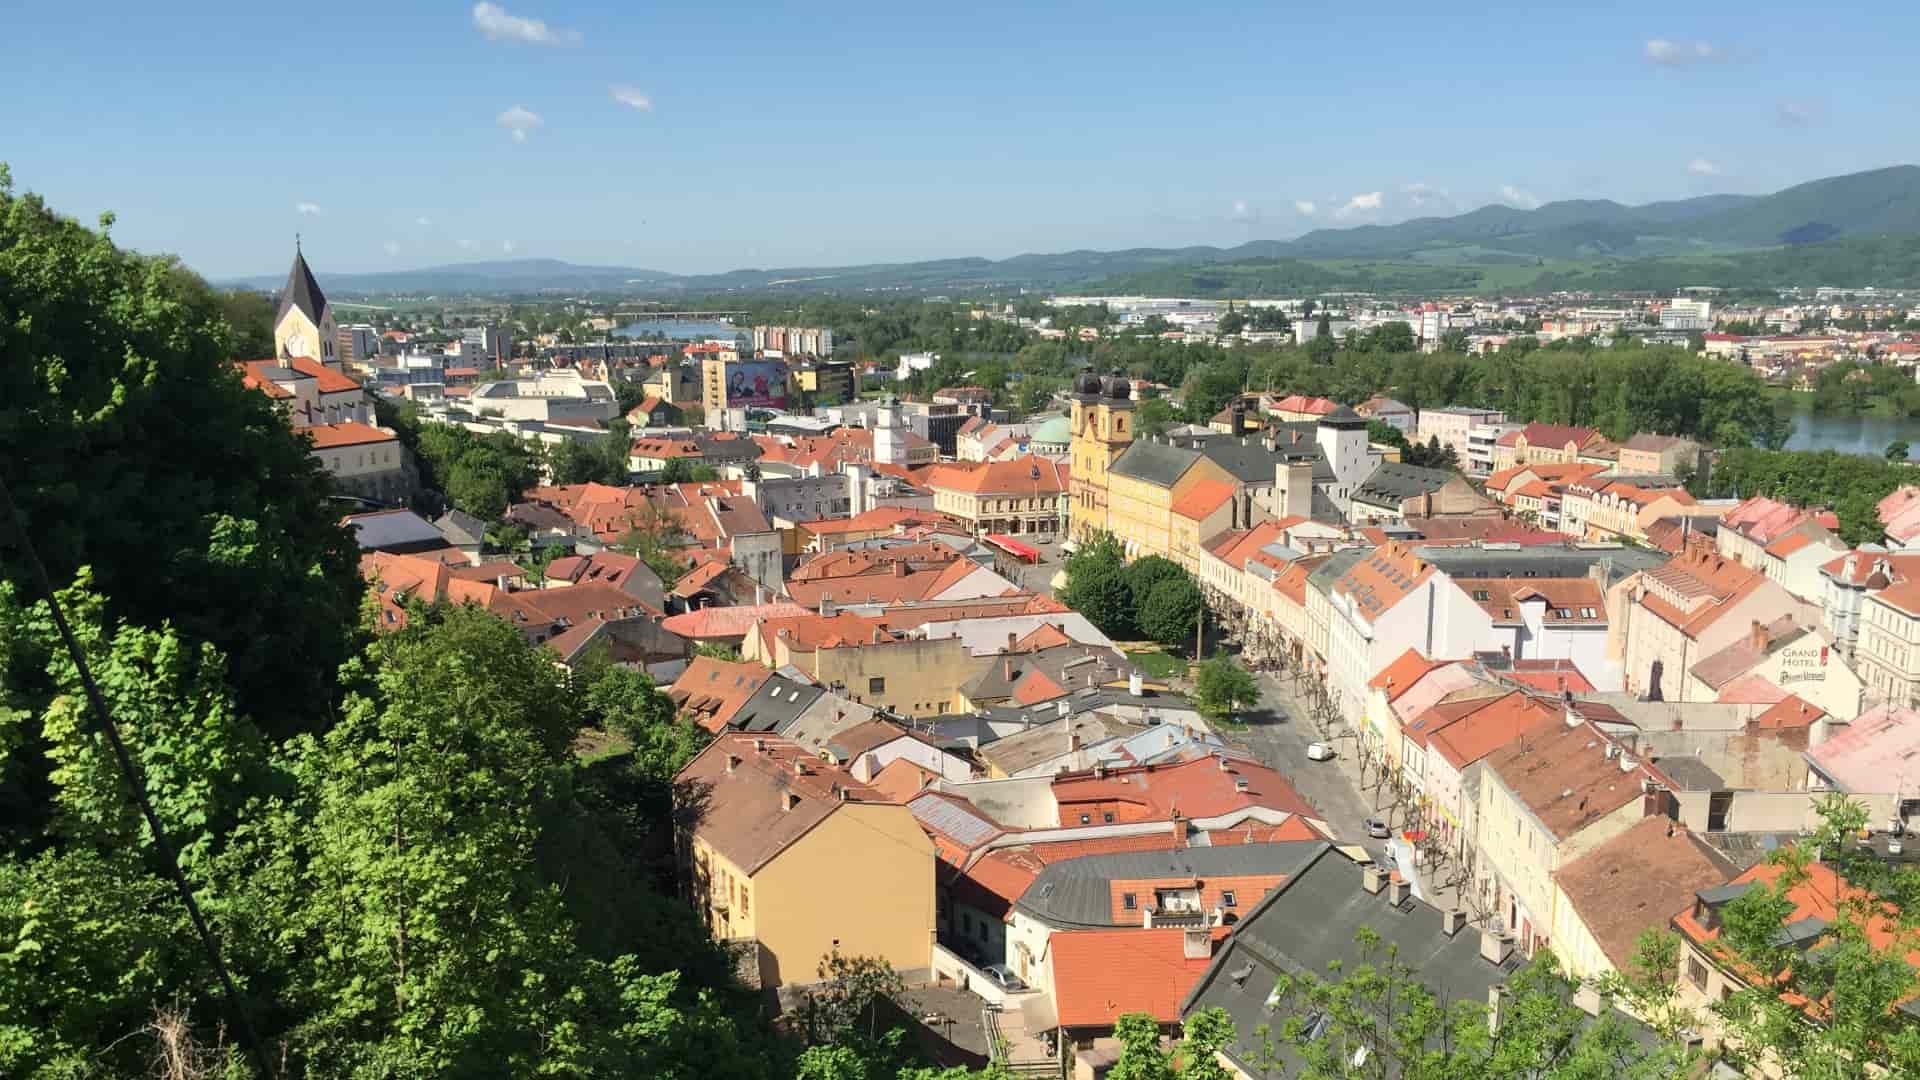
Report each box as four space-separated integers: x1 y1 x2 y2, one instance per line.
0 475 276 1078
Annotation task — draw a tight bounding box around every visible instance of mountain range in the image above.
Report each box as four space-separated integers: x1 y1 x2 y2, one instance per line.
226 165 1920 297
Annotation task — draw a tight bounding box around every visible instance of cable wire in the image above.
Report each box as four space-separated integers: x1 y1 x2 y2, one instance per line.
0 475 276 1078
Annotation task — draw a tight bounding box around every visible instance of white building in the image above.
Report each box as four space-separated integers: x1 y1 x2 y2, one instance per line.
466 369 618 425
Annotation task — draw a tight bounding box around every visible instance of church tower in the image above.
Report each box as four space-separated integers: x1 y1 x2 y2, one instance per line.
1067 375 1137 541
274 242 339 369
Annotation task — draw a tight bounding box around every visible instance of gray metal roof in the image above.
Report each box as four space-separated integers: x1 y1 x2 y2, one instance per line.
1200 436 1294 484
735 675 824 733
1110 439 1203 487
1352 461 1456 508
1307 547 1368 591
1182 844 1526 1073
1651 754 1727 791
344 510 445 552
1414 543 1666 583
908 792 1002 847
1015 841 1324 929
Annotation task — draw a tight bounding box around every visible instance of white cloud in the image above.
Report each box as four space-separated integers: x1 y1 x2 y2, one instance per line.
497 105 542 143
295 201 321 216
458 238 479 251
1687 157 1721 176
1229 199 1257 223
415 216 432 227
1294 200 1318 217
1776 100 1823 128
1645 38 1721 66
610 85 654 112
472 2 579 46
1335 192 1383 218
383 241 400 256
1498 184 1541 209
502 240 516 254
1401 182 1450 209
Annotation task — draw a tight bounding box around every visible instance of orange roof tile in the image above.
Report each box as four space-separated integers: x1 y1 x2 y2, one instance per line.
1050 928 1219 1028
1170 478 1238 522
307 421 398 449
1369 649 1440 701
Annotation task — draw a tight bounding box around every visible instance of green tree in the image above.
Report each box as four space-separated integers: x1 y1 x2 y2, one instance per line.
660 456 696 484
1125 555 1187 610
0 167 362 728
1062 533 1135 638
616 500 695 586
1217 310 1248 335
1137 575 1205 650
1192 653 1259 722
1108 1012 1174 1080
216 287 276 359
1136 397 1181 438
1889 440 1911 462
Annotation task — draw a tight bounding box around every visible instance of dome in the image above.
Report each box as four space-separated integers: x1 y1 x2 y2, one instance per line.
1074 373 1103 395
1104 376 1132 400
1030 415 1071 445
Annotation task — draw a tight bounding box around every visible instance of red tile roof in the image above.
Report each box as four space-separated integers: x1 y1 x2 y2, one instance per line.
924 455 1069 497
1051 754 1319 824
667 657 775 733
1369 649 1440 701
307 421 398 449
1170 478 1238 522
1050 928 1220 1028
659 602 812 640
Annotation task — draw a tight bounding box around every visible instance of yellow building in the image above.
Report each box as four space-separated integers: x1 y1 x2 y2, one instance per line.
676 732 936 986
1105 439 1235 563
1067 375 1138 541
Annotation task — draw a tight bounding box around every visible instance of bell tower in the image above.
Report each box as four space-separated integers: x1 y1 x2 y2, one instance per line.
273 240 340 369
1067 375 1137 541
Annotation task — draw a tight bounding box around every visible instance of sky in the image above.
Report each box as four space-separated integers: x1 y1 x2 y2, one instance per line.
5 0 1917 279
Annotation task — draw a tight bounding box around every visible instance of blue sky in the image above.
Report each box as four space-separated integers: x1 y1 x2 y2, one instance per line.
4 0 1915 278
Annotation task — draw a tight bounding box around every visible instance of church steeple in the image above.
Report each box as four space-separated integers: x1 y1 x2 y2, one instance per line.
277 243 329 326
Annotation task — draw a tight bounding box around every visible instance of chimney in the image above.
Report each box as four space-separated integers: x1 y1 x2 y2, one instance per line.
1480 927 1512 966
1183 928 1212 960
1007 631 1018 651
820 595 835 617
893 559 907 577
1387 878 1410 906
1488 984 1508 1035
1572 981 1603 1018
793 758 809 776
725 753 742 773
753 738 768 754
1618 751 1638 772
1361 866 1387 894
783 792 802 812
1129 672 1144 697
1442 909 1467 936
1069 732 1082 753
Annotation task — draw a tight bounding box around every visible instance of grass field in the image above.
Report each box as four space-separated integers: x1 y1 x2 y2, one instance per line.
1123 646 1188 681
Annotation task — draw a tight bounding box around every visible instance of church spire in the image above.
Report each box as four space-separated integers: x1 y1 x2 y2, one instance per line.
276 244 328 326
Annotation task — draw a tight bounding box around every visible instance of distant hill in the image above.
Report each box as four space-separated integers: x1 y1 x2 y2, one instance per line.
226 257 679 294
218 165 1920 297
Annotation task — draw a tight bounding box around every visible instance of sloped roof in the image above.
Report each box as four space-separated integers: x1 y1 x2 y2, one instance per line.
1111 439 1203 487
674 734 898 874
277 247 328 325
1052 928 1221 1028
1554 818 1734 973
1352 461 1457 508
1170 478 1237 521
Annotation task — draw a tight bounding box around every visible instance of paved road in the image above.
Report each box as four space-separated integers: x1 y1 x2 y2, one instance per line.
1230 671 1379 844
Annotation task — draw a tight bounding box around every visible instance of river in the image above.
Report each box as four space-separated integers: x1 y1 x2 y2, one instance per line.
1786 412 1920 457
616 318 746 341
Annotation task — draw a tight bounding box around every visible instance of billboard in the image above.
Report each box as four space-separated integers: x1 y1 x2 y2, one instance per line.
723 359 788 409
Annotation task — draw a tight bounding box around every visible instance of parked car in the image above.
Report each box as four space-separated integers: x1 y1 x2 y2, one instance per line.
980 964 1027 992
1305 742 1334 761
1364 818 1392 839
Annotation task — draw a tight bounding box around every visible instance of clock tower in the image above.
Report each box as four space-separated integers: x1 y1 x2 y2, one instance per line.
273 241 339 369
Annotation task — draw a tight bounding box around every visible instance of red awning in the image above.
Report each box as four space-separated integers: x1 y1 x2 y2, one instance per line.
985 534 1040 562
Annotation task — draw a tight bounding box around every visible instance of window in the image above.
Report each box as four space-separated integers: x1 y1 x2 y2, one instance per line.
1122 893 1137 911
1685 955 1708 990
1555 608 1573 619
1580 607 1596 618
1102 812 1116 824
1473 589 1490 601
1079 813 1091 825
1222 890 1238 908
739 887 750 918
868 677 886 695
